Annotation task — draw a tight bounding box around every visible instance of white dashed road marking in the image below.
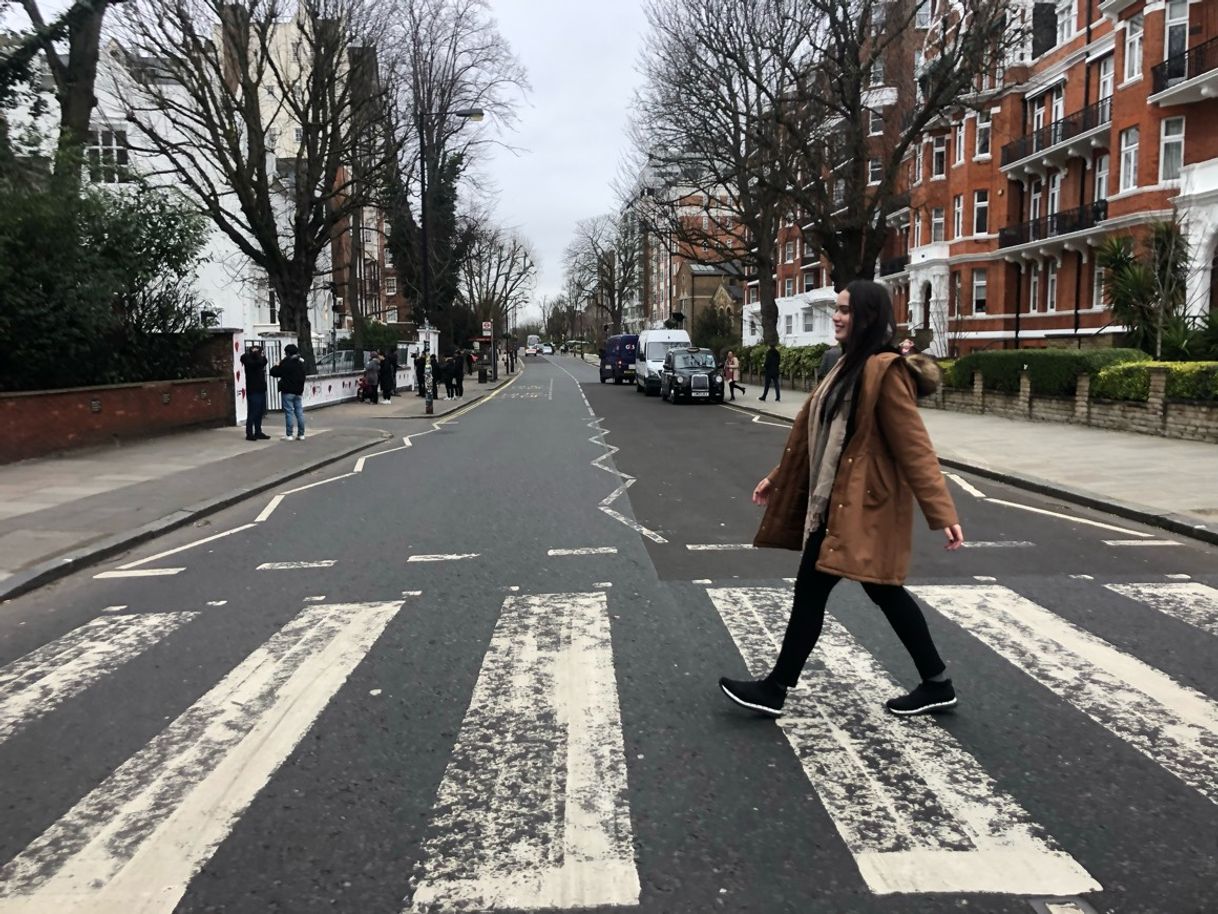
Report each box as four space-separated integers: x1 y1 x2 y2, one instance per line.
94 568 184 579
1102 539 1181 547
407 553 480 563
547 547 618 557
256 561 337 570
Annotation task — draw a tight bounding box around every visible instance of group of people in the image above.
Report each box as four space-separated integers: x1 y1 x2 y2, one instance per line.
239 343 308 441
360 350 401 405
719 336 918 404
411 350 469 400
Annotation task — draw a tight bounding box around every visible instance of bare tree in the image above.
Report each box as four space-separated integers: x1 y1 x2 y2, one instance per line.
109 0 403 370
11 0 128 187
769 0 1018 288
456 222 535 337
562 212 639 336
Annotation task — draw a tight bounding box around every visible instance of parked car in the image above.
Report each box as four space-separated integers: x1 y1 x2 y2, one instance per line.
635 328 692 395
660 347 724 404
599 333 638 384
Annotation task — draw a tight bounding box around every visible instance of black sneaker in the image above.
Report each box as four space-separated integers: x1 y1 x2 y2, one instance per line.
719 676 786 717
886 679 957 716
254 432 271 440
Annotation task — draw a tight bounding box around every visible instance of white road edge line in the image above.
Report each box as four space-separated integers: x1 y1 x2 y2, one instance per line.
255 495 285 523
687 543 755 551
961 541 1035 548
985 497 1151 537
0 601 405 913
407 553 480 563
405 592 639 911
1102 539 1181 547
599 507 667 544
94 568 185 579
547 547 618 557
944 472 987 499
280 472 356 495
118 524 258 569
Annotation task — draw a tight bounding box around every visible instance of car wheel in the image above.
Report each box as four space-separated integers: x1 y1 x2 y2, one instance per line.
614 377 622 385
670 389 681 404
600 376 606 384
636 378 643 393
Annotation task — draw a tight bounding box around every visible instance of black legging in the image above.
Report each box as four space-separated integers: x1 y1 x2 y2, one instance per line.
771 528 946 687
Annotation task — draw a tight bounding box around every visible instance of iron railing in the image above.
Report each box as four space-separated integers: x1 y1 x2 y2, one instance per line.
1153 34 1218 95
1000 97 1113 167
997 200 1109 248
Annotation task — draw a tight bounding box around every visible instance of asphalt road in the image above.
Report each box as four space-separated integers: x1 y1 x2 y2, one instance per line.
1 353 1216 914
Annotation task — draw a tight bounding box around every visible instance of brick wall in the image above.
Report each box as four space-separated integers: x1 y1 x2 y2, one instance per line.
924 368 1218 443
0 377 235 464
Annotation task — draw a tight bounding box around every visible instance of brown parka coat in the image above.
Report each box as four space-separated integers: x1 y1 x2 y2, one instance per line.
753 353 958 585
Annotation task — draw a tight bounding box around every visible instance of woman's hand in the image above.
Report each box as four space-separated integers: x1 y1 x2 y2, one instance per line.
752 477 773 506
943 524 965 551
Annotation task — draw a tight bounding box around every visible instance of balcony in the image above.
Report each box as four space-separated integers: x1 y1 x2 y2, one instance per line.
1001 98 1112 174
997 200 1108 249
1151 35 1218 106
879 254 910 276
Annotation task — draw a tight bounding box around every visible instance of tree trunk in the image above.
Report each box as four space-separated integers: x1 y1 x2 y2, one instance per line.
757 253 779 345
52 1 110 191
274 277 317 373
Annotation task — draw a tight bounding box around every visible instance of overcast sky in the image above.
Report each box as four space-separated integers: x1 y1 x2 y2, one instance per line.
482 0 649 316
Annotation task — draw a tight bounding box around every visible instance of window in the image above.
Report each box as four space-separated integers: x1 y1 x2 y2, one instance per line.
749 287 759 304
1095 153 1110 201
784 241 795 262
1030 179 1042 222
803 310 815 332
784 278 795 297
1046 261 1058 311
951 271 962 316
750 319 758 335
869 158 883 184
804 272 818 293
972 269 988 313
1161 117 1184 181
1098 55 1114 102
975 112 991 157
1047 172 1061 216
913 213 923 247
1093 264 1107 309
784 314 794 334
913 50 925 103
932 135 946 177
869 109 885 136
1124 14 1143 82
386 307 397 323
1055 0 1075 46
870 59 885 87
86 129 130 184
1029 264 1040 312
268 288 277 324
916 0 931 29
914 142 924 183
974 190 989 234
954 123 965 165
1120 126 1139 192
952 195 963 239
293 127 304 143
1165 1 1189 82
931 207 945 242
385 276 397 296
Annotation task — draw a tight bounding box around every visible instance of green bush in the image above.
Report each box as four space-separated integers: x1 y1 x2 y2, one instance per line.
952 348 1150 397
938 359 968 388
1092 361 1218 402
736 343 831 378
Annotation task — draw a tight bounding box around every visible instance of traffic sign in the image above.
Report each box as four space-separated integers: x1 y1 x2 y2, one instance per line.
482 321 493 333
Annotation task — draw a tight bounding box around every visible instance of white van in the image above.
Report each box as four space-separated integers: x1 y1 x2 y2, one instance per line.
635 328 692 395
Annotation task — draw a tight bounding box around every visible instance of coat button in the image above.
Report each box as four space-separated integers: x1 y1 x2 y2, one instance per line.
838 503 844 509
847 458 853 464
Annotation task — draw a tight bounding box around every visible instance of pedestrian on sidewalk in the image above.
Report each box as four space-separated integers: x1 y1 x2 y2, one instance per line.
443 355 457 399
429 354 441 399
453 348 466 398
719 279 965 719
898 338 916 356
414 351 426 397
364 352 381 405
379 349 398 403
759 343 781 402
723 349 746 401
240 344 270 441
269 344 307 440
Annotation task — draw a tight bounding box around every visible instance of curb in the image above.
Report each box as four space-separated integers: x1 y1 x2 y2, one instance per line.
722 402 1218 548
0 434 389 603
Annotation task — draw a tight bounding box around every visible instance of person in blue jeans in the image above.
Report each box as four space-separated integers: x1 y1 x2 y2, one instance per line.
270 344 308 440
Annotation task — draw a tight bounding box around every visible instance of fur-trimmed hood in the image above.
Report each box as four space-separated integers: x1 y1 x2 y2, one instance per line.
903 353 942 398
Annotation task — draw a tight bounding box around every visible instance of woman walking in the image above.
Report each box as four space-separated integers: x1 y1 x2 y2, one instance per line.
719 280 964 718
723 349 746 401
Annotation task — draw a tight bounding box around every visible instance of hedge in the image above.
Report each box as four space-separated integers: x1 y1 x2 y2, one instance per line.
737 343 832 377
952 348 1150 397
1092 361 1218 402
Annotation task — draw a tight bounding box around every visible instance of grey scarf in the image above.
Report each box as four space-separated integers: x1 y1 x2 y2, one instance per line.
804 360 853 545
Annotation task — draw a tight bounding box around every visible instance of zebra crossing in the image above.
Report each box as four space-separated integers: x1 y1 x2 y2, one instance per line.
0 578 1216 910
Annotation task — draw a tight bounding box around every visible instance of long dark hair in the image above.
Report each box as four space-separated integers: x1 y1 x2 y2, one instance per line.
822 279 898 421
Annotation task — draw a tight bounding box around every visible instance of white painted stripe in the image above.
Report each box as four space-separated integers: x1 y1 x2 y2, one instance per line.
986 497 1150 537
205 601 227 607
1102 539 1181 547
708 586 1097 895
101 605 127 613
256 560 336 570
407 553 480 563
1165 574 1192 580
406 592 639 911
119 524 258 569
686 543 755 551
960 541 1035 548
547 547 618 557
598 506 668 544
354 444 410 473
912 584 1218 805
691 579 712 585
280 472 355 495
1071 574 1094 580
1106 582 1218 637
0 613 197 744
594 582 613 588
94 568 184 579
973 576 997 582
255 494 284 522
0 601 403 913
944 473 987 499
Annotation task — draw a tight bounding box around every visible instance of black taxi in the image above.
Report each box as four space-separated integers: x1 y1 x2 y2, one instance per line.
659 347 724 404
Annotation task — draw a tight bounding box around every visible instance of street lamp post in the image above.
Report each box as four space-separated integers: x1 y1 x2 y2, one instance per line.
419 106 483 413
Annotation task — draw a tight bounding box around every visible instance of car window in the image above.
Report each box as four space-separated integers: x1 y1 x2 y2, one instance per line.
646 341 682 361
674 352 717 370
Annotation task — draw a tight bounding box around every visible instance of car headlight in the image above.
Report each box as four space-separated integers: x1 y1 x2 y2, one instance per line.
676 376 687 385
714 374 723 383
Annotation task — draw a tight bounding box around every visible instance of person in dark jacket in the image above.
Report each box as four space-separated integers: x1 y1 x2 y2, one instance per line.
269 343 307 439
760 343 781 402
819 344 842 377
240 345 270 441
414 352 427 397
429 354 441 399
453 348 466 398
379 350 398 403
363 351 381 405
442 355 456 399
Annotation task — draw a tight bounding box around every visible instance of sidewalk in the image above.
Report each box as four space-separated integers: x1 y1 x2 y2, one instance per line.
0 373 516 601
727 391 1218 545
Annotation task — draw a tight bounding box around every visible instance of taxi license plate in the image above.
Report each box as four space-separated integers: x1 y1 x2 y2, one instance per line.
692 391 709 397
